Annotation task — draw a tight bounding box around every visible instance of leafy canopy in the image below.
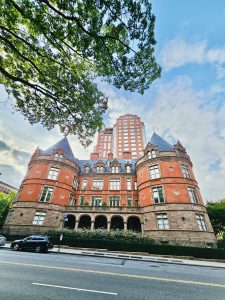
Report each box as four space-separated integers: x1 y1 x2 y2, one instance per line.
0 0 160 146
207 200 225 236
0 191 16 228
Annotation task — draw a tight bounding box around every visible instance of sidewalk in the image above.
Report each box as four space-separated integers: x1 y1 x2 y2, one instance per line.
4 243 225 269
51 245 225 269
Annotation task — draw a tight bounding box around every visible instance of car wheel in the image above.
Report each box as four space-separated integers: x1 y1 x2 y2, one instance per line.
13 244 19 251
35 245 41 253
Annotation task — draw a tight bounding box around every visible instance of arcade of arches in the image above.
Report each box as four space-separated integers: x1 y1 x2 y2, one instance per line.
64 214 142 233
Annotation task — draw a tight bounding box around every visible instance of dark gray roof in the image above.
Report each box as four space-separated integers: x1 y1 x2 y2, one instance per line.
150 133 174 151
42 137 75 161
78 159 137 173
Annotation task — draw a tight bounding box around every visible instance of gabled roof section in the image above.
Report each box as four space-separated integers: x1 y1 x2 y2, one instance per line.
150 133 174 151
43 137 75 161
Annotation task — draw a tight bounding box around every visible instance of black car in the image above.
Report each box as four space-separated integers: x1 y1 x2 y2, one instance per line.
10 235 53 253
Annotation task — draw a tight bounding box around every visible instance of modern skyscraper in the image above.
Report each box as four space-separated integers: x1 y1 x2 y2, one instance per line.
90 114 146 159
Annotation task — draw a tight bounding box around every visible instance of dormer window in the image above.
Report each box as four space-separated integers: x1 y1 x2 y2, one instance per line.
96 165 104 173
148 150 156 159
54 153 63 160
126 165 132 173
112 166 119 173
85 166 90 174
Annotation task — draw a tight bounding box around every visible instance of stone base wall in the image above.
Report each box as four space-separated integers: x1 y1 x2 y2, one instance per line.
2 201 217 247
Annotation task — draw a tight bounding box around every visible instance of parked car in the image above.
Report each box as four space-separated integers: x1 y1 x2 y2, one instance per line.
10 235 53 253
0 235 6 246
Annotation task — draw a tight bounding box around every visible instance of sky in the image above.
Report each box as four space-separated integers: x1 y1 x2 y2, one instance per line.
0 0 225 202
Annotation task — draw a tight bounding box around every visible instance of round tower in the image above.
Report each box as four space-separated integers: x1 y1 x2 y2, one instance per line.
136 133 216 246
3 137 80 235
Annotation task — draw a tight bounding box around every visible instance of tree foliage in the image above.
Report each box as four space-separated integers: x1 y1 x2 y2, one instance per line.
0 0 161 146
207 200 225 236
0 191 16 228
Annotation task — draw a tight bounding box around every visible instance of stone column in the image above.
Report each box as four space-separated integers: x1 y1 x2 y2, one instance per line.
107 221 111 232
124 222 127 231
141 223 144 235
75 220 79 230
91 221 95 231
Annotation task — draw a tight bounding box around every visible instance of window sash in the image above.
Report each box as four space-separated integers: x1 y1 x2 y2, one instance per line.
93 180 104 189
91 196 102 206
188 187 198 203
156 214 169 229
82 179 87 189
40 187 53 202
32 212 46 225
47 167 59 180
109 196 120 206
196 215 207 231
149 165 160 179
152 187 165 204
80 196 85 205
181 164 191 178
109 179 120 190
126 179 132 190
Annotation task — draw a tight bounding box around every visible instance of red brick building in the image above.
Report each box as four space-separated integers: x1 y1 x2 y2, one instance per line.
3 130 216 246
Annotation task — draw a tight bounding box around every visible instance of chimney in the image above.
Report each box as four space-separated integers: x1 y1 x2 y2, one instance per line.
90 152 99 160
108 152 113 160
123 151 132 159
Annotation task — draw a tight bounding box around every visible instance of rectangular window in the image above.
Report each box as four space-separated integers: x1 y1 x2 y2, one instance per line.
47 167 59 180
68 193 76 206
32 212 46 225
126 178 132 190
39 186 53 202
111 166 119 173
152 186 165 204
93 179 104 189
109 196 120 206
181 164 191 178
188 186 198 203
127 196 132 207
135 200 140 207
72 176 78 188
110 179 120 190
149 165 160 179
91 196 102 206
156 213 169 229
80 195 85 205
82 179 87 189
126 165 131 173
134 181 137 190
148 150 156 159
54 153 63 160
196 214 207 231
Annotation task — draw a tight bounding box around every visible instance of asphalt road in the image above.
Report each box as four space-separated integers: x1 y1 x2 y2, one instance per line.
0 247 225 300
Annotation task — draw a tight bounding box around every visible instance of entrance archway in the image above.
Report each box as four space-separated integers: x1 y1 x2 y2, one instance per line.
111 216 124 230
127 216 141 232
78 215 91 229
64 214 75 229
95 215 107 229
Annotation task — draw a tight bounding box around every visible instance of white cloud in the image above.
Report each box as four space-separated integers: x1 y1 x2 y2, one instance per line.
161 38 225 78
142 76 225 202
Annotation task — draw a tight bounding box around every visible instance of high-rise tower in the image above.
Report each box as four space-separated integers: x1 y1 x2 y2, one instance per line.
90 114 146 159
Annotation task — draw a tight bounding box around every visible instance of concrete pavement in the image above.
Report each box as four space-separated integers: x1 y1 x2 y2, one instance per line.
4 242 225 269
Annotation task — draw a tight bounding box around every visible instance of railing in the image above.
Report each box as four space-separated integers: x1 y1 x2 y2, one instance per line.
65 205 141 213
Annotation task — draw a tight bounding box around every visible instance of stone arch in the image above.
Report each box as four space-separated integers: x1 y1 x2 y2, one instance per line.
111 215 124 230
78 214 91 229
127 216 141 232
64 214 76 230
94 215 107 229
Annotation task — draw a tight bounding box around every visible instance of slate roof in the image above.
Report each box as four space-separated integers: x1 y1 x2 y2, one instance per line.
78 159 137 173
150 133 174 151
42 137 76 161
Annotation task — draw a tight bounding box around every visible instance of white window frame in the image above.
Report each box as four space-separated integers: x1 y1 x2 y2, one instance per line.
91 196 102 206
47 167 59 180
54 153 63 160
152 186 165 204
81 179 87 189
187 186 198 203
181 164 191 178
127 196 132 207
156 213 169 229
93 179 104 190
109 179 120 190
126 165 131 173
109 196 120 206
126 178 132 190
148 150 156 159
149 165 160 179
196 214 207 231
68 193 76 206
32 212 46 225
39 186 53 203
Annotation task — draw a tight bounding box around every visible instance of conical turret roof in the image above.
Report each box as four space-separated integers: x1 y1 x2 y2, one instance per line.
150 133 174 151
43 137 75 161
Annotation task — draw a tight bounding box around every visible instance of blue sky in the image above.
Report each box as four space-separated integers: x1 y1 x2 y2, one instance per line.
0 1 225 202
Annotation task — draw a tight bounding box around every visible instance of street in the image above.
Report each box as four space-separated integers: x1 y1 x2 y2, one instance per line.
0 247 225 300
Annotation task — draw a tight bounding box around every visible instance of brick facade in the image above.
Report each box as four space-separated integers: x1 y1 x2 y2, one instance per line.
3 128 216 247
